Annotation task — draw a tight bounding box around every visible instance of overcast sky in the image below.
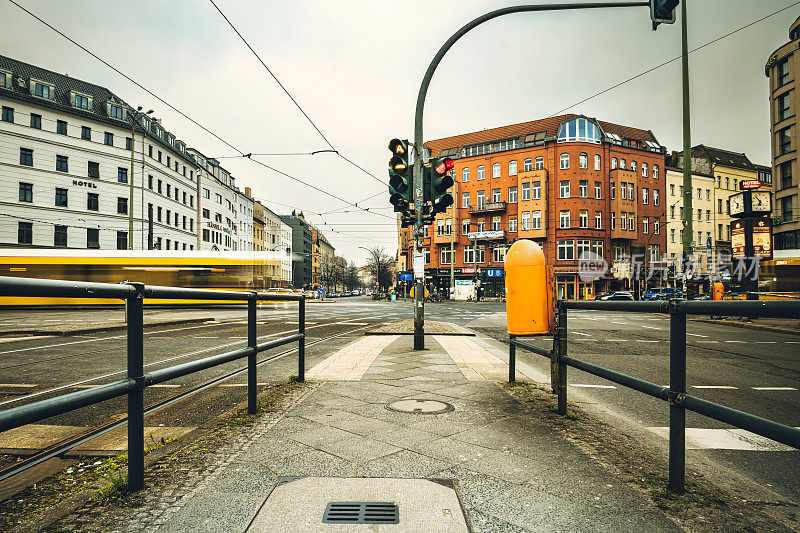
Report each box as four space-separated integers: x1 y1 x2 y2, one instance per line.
1 0 796 264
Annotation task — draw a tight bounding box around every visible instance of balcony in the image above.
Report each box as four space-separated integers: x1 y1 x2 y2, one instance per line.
468 201 507 214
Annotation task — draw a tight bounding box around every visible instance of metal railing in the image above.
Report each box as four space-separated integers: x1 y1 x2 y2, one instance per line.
0 275 306 491
508 298 800 493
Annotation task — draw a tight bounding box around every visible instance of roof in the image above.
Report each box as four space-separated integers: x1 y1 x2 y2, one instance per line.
693 145 756 171
423 114 659 156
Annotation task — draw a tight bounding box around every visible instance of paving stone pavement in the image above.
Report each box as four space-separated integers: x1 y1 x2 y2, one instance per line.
63 334 681 532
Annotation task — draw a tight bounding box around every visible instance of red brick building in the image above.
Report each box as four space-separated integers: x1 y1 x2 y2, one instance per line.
398 114 667 299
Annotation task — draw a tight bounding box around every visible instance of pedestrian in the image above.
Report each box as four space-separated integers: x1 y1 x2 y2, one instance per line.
476 286 482 302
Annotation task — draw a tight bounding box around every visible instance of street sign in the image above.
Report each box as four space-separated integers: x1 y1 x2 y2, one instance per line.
413 253 424 279
706 237 712 249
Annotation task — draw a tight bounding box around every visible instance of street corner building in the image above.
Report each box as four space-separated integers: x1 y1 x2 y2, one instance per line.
398 114 668 300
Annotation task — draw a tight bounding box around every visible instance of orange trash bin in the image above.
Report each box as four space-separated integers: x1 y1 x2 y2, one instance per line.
713 282 724 301
505 240 552 335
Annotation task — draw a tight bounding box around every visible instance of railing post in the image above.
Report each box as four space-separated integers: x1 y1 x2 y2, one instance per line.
247 292 257 415
556 301 568 416
508 335 516 383
298 297 305 382
124 282 145 492
669 299 686 493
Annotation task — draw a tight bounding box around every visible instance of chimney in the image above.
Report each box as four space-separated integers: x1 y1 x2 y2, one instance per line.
245 187 251 197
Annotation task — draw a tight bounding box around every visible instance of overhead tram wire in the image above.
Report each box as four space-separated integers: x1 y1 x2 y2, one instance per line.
548 1 800 117
207 0 388 188
8 0 392 221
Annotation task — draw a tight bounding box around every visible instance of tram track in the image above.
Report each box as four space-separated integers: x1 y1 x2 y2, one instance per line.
0 322 378 485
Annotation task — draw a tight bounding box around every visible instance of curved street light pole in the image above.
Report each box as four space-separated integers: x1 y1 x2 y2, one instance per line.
411 1 649 349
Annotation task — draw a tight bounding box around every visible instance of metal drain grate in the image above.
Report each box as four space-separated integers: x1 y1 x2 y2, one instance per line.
323 502 399 524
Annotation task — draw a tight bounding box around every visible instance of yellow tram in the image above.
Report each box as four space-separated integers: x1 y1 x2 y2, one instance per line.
0 250 284 305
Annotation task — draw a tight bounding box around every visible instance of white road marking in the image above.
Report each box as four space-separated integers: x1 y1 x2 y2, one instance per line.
686 333 707 338
573 332 591 336
571 384 617 389
194 336 219 339
724 340 746 343
754 341 777 344
605 339 627 342
648 427 799 451
691 385 738 390
786 341 800 344
285 321 318 324
697 340 719 343
639 325 661 330
635 340 659 343
752 387 798 391
611 321 628 325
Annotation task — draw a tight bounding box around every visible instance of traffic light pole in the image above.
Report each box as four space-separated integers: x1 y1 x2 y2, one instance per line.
680 0 694 300
412 2 650 349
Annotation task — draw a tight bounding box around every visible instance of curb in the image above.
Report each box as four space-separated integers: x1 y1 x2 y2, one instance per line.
364 331 475 336
692 318 800 336
0 317 213 337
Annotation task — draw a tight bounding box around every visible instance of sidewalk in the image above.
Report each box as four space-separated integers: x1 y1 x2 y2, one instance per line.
84 330 681 532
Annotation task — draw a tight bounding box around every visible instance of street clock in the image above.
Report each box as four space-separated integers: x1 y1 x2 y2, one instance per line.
730 193 745 216
751 191 771 214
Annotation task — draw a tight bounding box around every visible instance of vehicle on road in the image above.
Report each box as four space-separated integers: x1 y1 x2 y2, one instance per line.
597 291 635 301
643 287 682 300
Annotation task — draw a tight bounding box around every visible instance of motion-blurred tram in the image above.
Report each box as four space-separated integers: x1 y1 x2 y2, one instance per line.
0 250 285 305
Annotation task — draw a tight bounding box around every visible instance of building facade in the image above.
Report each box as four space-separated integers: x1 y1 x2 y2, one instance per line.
280 218 293 286
400 114 667 299
190 148 238 251
280 211 312 288
765 16 800 255
237 187 254 253
311 226 335 291
1 55 198 251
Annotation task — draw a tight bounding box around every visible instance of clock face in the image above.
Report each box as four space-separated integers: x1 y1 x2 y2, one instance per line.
730 193 745 215
752 191 771 212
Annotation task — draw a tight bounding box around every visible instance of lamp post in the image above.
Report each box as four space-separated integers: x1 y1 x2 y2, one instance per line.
128 106 153 250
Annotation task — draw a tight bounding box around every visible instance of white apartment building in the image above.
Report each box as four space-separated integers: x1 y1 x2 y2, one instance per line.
280 218 293 285
237 187 254 252
189 148 239 251
0 55 197 250
665 167 716 276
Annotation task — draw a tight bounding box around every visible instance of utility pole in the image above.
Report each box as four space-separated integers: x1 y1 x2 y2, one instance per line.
450 179 456 297
680 0 694 299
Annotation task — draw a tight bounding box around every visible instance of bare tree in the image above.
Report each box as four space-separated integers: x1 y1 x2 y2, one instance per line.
363 246 395 293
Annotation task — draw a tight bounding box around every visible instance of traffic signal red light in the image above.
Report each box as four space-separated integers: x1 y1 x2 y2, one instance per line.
433 157 454 176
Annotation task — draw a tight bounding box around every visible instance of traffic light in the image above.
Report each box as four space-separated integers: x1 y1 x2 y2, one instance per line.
388 138 411 214
425 156 454 217
650 0 678 30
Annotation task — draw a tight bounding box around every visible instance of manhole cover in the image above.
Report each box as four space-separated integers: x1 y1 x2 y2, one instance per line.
386 399 454 414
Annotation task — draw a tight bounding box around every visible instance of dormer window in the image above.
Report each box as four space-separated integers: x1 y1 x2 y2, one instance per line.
32 81 54 99
107 102 125 120
0 70 12 90
557 117 601 144
70 91 92 110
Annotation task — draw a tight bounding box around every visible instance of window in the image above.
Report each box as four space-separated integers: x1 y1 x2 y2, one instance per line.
619 159 626 169
706 189 711 201
594 181 601 198
524 158 532 172
57 120 67 135
560 153 569 169
166 210 171 225
557 240 574 261
462 219 470 235
492 216 501 231
697 208 702 221
464 246 474 264
671 205 675 218
611 212 616 230
492 188 501 202
781 196 793 221
182 191 187 205
55 188 68 207
653 189 659 206
698 231 703 244
81 126 91 141
642 163 647 177
440 247 453 265
653 165 659 180
167 184 172 197
670 184 675 196
532 181 541 200
477 190 486 209
718 198 723 214
216 193 223 204
671 228 676 243
697 187 702 199
202 208 210 219
521 182 530 201
118 168 128 183
508 186 517 203
780 161 793 189
117 231 128 250
74 94 90 109
560 210 570 228
104 132 113 146
462 167 470 182
535 156 544 170
109 104 125 120
628 213 635 231
446 218 452 235
521 212 530 230
725 177 730 189
158 150 162 162
87 228 100 249
642 188 648 204
579 153 587 169
54 225 67 247
778 91 791 121
594 154 601 171
477 165 485 180
1 106 13 122
56 155 68 172
202 229 210 242
611 182 615 199
87 193 99 211
509 160 517 176
593 240 603 258
579 210 588 228
577 240 591 259
203 188 210 199
779 126 792 155
532 210 541 229
777 57 790 87
706 210 711 222
157 180 163 194
30 113 41 129
627 183 634 201
19 182 32 202
611 157 617 169
20 148 33 166
437 219 445 236
147 175 153 190
492 163 501 178
462 192 470 208
621 182 627 199
167 155 171 167
117 197 128 215
643 218 649 234
595 211 602 229
18 222 32 244
579 180 588 198
493 247 506 263
88 161 100 178
630 161 636 173
508 217 517 232
557 117 601 143
559 180 570 198
190 195 194 207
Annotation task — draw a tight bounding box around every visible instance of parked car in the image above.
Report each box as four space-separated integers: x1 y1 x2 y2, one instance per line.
597 291 635 301
643 287 682 301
